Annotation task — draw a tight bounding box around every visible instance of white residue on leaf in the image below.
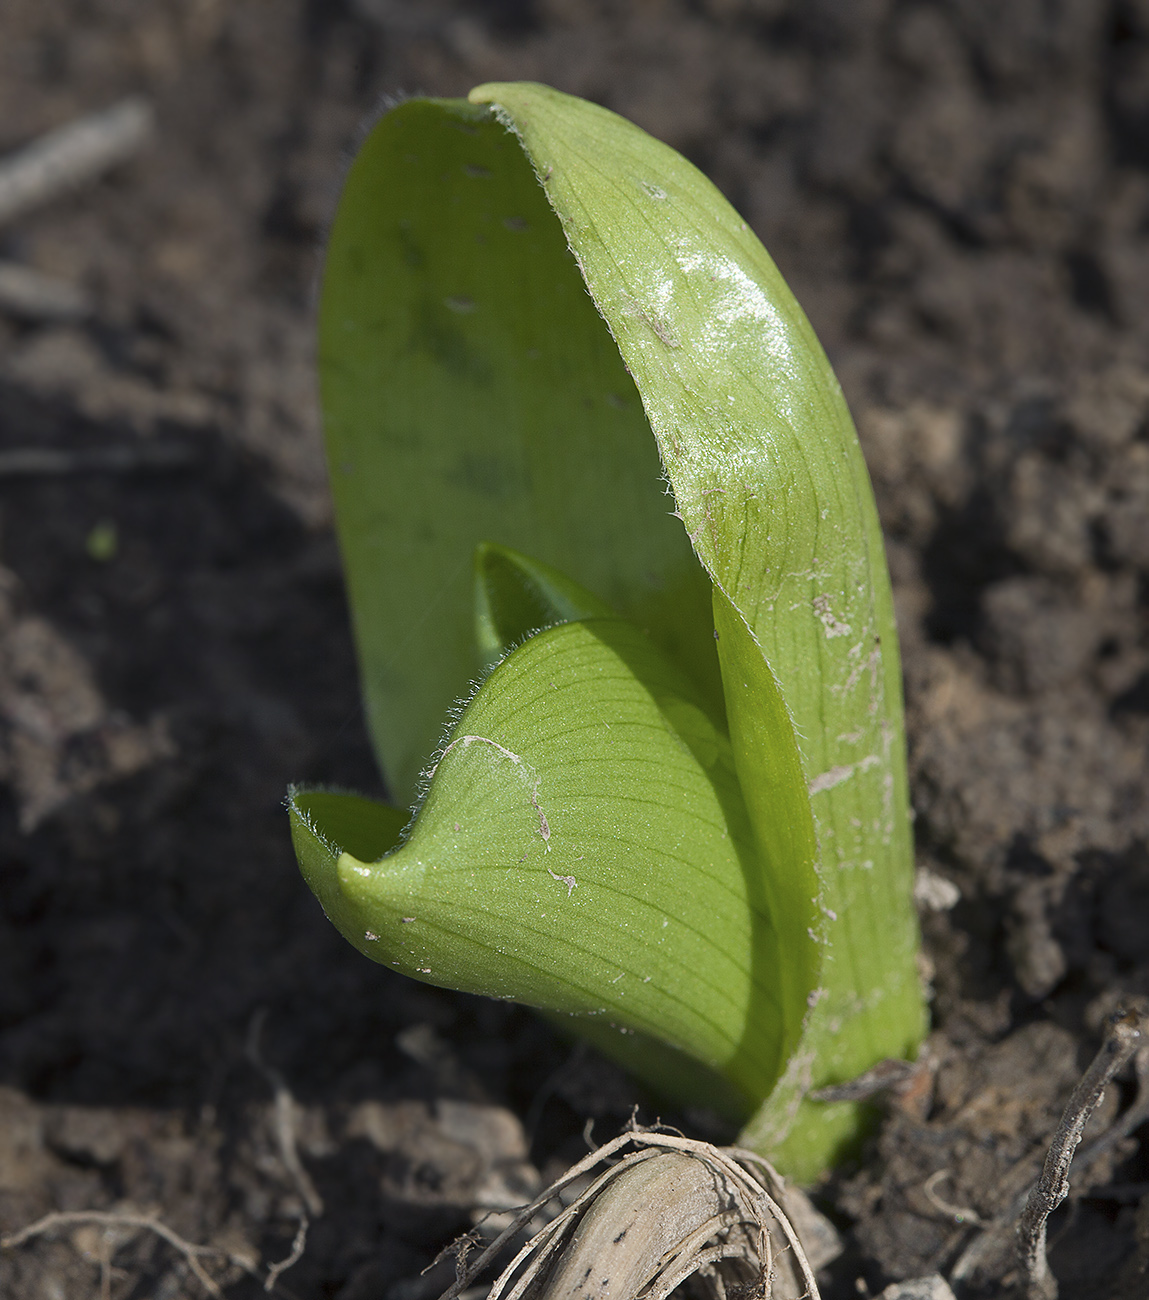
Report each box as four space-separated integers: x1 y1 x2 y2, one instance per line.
446 734 552 848
534 794 551 847
834 644 882 699
618 286 680 349
546 866 577 898
813 594 851 638
808 754 880 795
808 765 852 795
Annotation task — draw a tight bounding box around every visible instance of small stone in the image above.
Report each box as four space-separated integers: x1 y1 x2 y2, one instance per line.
914 867 961 912
879 1275 957 1300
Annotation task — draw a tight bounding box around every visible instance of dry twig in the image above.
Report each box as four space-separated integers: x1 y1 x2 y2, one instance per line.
1016 1009 1146 1300
0 260 90 321
808 1057 920 1103
1074 1040 1149 1172
0 98 153 227
264 1216 308 1294
944 1016 1149 1291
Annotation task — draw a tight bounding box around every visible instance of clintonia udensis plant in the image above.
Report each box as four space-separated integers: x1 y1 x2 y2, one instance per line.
290 81 926 1183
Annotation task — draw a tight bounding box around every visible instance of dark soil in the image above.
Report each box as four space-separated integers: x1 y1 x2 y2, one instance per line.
0 2 1147 1298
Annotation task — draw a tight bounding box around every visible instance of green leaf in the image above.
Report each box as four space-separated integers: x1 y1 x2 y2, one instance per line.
291 613 803 1118
320 101 720 805
473 541 613 670
311 81 925 1179
292 789 410 935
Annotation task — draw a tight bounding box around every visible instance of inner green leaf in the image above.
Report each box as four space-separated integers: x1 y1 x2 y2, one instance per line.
291 614 796 1112
320 99 721 804
473 540 613 670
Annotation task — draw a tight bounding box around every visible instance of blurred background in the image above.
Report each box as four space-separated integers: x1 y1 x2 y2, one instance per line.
0 3 1148 1297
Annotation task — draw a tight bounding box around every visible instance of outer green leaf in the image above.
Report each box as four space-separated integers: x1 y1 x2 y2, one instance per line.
467 83 924 1175
291 614 810 1119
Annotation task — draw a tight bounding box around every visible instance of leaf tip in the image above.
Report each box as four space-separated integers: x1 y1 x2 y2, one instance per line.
467 81 530 107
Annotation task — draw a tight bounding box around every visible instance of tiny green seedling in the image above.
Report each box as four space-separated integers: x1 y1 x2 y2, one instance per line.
290 82 926 1182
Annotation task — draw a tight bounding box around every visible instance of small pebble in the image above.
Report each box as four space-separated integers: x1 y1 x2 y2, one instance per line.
879 1275 957 1300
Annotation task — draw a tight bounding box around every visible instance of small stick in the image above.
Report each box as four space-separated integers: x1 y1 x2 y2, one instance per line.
1017 1009 1146 1300
0 98 154 227
264 1216 308 1293
808 1056 919 1102
1074 1042 1149 1170
0 261 90 321
0 445 196 478
921 1169 986 1226
951 1038 1149 1286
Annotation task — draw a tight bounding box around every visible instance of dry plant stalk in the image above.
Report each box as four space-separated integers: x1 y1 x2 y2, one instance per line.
942 1011 1149 1291
1017 1008 1146 1300
439 1130 820 1300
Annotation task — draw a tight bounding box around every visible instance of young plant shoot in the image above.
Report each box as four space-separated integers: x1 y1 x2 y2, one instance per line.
290 82 926 1182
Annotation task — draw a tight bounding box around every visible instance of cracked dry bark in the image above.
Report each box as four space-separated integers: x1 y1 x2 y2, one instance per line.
438 1131 821 1300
